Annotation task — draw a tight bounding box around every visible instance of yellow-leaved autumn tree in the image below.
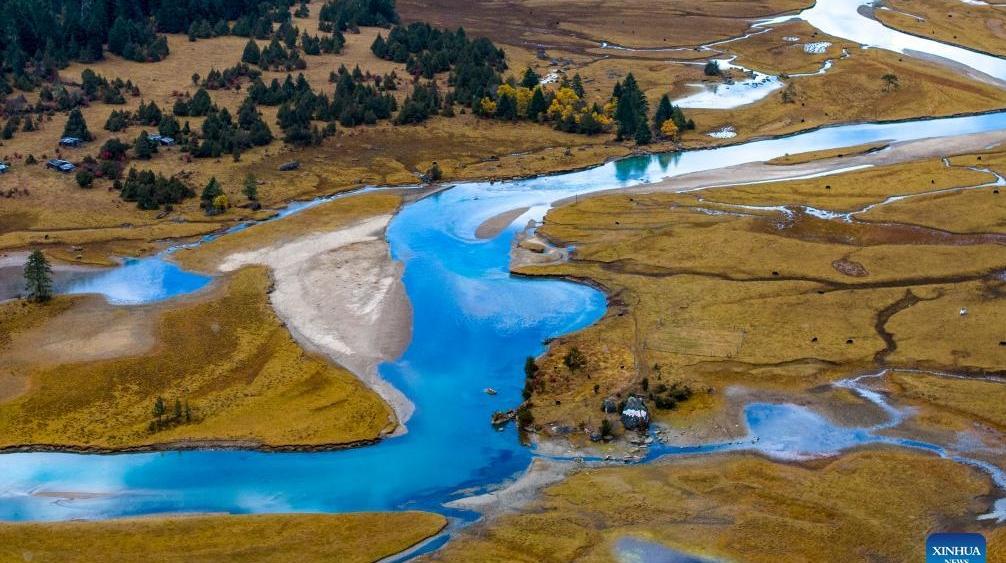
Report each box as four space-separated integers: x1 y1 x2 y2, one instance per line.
660 120 679 140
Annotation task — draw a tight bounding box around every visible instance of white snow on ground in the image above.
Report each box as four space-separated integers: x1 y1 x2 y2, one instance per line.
804 41 832 53
707 126 738 139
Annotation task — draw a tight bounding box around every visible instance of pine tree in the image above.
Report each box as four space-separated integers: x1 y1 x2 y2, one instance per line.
133 131 157 159
242 173 258 201
634 121 652 145
188 88 213 116
612 73 648 144
527 87 547 120
495 93 517 120
520 67 540 88
242 39 261 65
201 177 223 205
63 108 93 140
23 250 53 303
653 94 674 131
153 396 166 426
571 73 585 98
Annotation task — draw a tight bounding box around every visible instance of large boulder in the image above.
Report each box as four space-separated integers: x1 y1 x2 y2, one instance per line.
620 395 650 431
601 396 618 414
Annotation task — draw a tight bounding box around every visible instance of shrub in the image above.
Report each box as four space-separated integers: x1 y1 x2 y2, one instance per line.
75 169 95 188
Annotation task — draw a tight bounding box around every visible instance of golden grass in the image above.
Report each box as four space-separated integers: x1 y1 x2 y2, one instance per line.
887 370 1006 431
0 297 75 350
0 266 394 450
884 280 1006 373
2 0 1004 267
767 142 889 165
699 156 990 209
516 152 1006 438
398 0 813 51
0 511 447 563
175 191 401 272
859 149 1006 233
0 7 630 263
728 20 856 75
875 0 1006 57
431 449 992 562
683 45 1006 145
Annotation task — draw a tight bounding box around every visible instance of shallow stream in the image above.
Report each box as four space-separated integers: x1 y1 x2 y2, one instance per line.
2 2 1006 555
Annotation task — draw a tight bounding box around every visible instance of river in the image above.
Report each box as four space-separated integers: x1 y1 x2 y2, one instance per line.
2 0 1006 555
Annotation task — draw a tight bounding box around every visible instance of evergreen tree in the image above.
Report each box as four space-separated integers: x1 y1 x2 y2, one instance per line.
527 87 547 120
23 250 53 303
653 94 674 131
242 39 261 65
213 20 230 37
243 173 258 201
188 88 214 116
2 118 18 140
612 73 648 144
133 131 157 159
520 67 541 88
153 396 166 424
495 93 517 120
63 108 93 140
201 177 223 206
634 121 652 145
571 73 585 98
158 116 180 138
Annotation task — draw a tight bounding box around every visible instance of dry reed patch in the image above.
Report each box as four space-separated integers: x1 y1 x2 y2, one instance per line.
0 511 447 563
398 0 814 51
0 267 393 450
431 449 992 562
767 142 890 165
516 158 1006 437
876 0 1006 57
682 47 1006 145
700 157 991 210
728 20 857 75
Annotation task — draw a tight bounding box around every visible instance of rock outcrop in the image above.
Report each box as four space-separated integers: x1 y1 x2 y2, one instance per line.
620 396 650 431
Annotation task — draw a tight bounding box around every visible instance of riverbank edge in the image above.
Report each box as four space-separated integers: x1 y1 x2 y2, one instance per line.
11 104 1006 270
0 436 384 455
868 2 1006 63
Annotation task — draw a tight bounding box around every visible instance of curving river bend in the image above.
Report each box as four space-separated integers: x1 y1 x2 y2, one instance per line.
3 0 1006 553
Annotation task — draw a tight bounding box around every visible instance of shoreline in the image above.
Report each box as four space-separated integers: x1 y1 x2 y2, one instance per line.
551 128 1006 206
9 107 1006 269
217 214 417 430
0 437 384 455
6 125 1004 456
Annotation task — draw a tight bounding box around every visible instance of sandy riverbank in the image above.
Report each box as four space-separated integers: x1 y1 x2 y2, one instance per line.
218 215 415 430
639 129 1006 195
445 458 575 518
545 129 1006 207
474 207 530 240
0 251 107 301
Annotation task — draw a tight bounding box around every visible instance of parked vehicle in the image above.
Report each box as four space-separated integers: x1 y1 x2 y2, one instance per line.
46 159 75 173
59 136 84 148
148 134 175 146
